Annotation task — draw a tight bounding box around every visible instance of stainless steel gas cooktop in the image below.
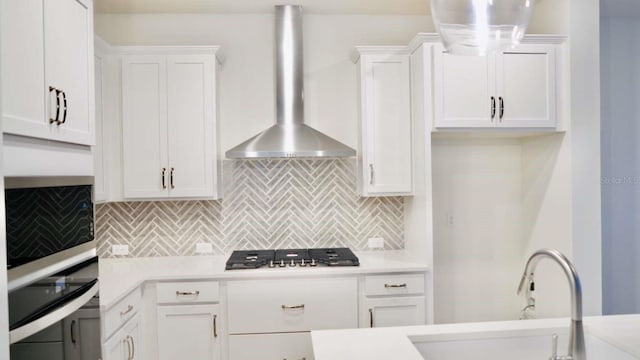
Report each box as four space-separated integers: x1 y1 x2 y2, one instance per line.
225 248 360 270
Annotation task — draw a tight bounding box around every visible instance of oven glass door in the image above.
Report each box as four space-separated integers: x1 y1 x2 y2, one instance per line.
9 257 100 360
5 185 94 269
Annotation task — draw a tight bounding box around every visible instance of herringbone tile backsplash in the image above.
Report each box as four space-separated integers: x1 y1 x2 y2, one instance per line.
96 159 404 257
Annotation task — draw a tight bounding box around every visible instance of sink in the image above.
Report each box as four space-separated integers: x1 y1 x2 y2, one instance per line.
410 328 637 360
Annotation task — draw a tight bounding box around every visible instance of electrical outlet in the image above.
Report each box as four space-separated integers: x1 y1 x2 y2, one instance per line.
368 237 384 249
195 243 213 254
112 245 129 256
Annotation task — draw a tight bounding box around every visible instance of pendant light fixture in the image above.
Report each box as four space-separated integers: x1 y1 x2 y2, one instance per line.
431 0 535 56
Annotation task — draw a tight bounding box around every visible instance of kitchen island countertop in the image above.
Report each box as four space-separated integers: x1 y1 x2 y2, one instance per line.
311 315 640 360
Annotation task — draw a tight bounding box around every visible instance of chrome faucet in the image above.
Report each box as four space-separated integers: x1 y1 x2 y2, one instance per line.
517 249 586 360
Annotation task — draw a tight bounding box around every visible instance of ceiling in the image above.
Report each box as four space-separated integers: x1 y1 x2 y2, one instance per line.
94 0 431 15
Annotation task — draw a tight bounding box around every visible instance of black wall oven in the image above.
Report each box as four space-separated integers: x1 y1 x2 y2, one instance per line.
5 182 101 359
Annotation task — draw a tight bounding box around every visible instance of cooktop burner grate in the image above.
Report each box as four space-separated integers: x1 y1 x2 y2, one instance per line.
225 247 359 270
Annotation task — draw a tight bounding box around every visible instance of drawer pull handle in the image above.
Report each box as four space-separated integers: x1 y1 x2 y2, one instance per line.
176 290 200 296
212 314 218 338
120 304 134 316
369 308 374 328
281 304 305 310
384 283 408 288
130 335 136 360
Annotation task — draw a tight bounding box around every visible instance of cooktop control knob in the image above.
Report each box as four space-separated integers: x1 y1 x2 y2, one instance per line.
300 259 307 267
279 259 286 267
268 260 275 268
289 259 296 267
310 258 317 267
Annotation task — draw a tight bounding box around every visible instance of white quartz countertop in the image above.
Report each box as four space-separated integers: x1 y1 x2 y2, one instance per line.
99 250 428 310
311 315 640 360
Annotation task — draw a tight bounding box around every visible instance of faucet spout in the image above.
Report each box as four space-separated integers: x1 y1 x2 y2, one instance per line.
517 249 586 360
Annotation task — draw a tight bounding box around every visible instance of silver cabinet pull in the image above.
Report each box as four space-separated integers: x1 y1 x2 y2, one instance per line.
369 308 374 328
70 320 77 344
499 96 505 120
59 90 67 124
490 96 496 120
49 86 60 124
162 168 167 189
176 290 200 296
130 335 135 360
120 304 134 316
212 314 218 338
124 336 132 360
281 304 305 310
170 167 175 189
369 164 374 185
384 283 407 288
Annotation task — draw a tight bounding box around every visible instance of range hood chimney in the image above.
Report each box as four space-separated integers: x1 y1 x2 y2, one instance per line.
225 5 356 159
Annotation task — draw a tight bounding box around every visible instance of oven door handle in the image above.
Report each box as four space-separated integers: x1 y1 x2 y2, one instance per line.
9 280 99 344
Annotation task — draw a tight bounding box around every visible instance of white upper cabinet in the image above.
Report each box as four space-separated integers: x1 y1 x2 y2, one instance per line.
433 40 561 129
434 52 495 128
355 48 413 197
1 0 94 145
497 44 557 128
121 49 221 200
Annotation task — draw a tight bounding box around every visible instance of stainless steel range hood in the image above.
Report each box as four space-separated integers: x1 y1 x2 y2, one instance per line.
225 5 356 159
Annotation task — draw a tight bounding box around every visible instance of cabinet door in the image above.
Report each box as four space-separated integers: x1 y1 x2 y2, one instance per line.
363 296 425 328
102 330 125 360
496 44 557 128
44 0 94 145
228 333 313 360
122 56 169 199
434 47 496 128
166 55 216 198
1 0 47 138
63 307 101 360
157 305 221 360
124 315 143 360
360 53 413 196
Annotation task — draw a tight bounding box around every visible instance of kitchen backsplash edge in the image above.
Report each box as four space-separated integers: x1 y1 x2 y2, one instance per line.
96 159 404 257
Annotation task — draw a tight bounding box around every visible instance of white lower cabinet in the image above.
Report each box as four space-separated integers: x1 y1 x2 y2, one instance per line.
227 278 358 334
227 277 357 360
364 296 426 328
228 333 313 360
361 273 427 328
103 313 142 360
157 304 221 360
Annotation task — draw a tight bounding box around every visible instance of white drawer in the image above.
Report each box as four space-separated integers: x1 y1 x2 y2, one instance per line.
364 273 425 296
104 286 142 338
156 281 220 304
229 333 314 360
227 277 357 334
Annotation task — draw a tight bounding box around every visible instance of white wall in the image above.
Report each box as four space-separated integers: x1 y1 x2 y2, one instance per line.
432 138 525 323
95 13 431 153
600 15 640 315
570 0 603 317
431 134 574 324
521 133 573 318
